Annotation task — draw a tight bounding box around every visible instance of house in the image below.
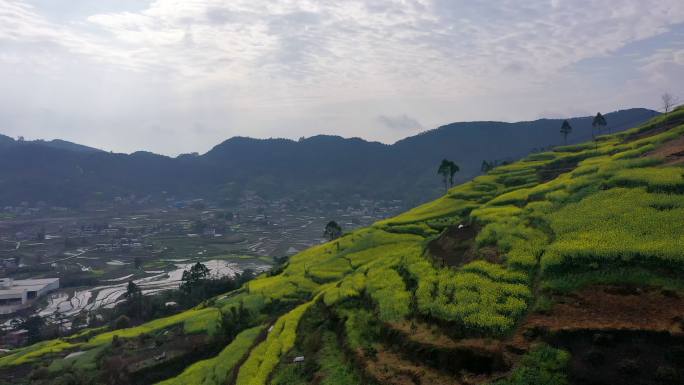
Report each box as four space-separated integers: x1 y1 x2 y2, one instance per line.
0 278 60 314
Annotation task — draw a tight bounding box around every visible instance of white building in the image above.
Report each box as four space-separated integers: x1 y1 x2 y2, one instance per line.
0 278 59 314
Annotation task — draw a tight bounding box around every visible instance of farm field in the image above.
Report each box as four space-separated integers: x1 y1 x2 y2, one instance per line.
2 107 684 384
0 195 400 330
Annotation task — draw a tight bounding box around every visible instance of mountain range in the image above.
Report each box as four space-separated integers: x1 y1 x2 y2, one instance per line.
0 108 658 207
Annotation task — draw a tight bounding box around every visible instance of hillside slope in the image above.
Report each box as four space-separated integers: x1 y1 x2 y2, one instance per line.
1 107 683 385
0 108 656 207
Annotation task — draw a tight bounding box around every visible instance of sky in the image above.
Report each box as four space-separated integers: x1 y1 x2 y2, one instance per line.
1 0 683 155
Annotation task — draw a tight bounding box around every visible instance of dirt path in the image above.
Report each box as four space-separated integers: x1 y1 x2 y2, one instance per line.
644 135 684 165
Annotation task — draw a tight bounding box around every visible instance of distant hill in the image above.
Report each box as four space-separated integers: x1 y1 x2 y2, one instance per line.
37 139 103 154
0 108 658 207
0 133 16 147
0 136 102 153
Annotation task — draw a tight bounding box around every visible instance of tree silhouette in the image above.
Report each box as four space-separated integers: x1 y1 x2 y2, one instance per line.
591 113 607 149
221 301 251 340
438 159 450 192
481 160 491 173
560 120 572 145
448 161 460 187
123 281 143 318
592 112 607 135
124 280 142 299
323 220 342 241
11 316 44 344
438 159 459 192
181 262 210 294
662 93 677 113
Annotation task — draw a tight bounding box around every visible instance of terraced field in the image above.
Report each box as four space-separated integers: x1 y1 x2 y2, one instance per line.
2 107 684 384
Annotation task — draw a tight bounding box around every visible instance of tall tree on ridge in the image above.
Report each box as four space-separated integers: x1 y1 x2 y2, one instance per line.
448 160 460 187
438 159 459 192
592 112 607 135
560 120 572 145
438 159 451 193
481 160 492 173
592 112 607 149
662 92 677 113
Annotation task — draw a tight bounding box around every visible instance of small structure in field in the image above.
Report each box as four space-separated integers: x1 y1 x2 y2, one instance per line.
0 277 60 314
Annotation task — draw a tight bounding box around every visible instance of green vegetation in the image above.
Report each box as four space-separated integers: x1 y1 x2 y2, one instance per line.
4 108 684 384
48 344 108 373
83 307 220 347
311 331 363 385
235 301 313 385
270 301 363 385
156 326 264 385
490 345 570 385
0 339 75 367
543 188 684 274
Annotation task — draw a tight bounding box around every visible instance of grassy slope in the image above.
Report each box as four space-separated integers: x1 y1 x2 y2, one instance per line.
156 325 264 385
2 107 683 384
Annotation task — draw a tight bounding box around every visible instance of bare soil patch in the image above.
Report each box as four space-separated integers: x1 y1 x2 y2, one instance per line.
644 135 684 165
523 285 684 334
389 320 463 350
384 321 509 376
623 112 684 143
358 346 462 385
428 225 499 268
506 285 684 385
624 124 673 142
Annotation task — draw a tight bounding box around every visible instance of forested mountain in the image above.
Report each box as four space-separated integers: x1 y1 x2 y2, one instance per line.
0 108 657 207
3 106 683 385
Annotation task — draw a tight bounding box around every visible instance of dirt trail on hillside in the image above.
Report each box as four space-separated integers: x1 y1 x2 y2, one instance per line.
644 135 684 165
623 113 684 142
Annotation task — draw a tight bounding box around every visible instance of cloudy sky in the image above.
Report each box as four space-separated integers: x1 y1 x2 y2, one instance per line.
1 0 683 155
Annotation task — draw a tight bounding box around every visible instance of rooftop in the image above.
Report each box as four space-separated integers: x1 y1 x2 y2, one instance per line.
0 278 59 293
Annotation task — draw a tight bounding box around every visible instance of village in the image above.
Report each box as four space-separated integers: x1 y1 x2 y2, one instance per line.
0 192 405 347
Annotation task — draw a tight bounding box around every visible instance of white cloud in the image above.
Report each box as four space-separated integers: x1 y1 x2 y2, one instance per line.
640 48 684 72
377 114 423 131
1 0 684 154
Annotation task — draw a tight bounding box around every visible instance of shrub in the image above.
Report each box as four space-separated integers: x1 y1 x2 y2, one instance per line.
490 345 569 385
158 326 264 385
112 315 131 330
366 266 411 321
236 301 313 385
